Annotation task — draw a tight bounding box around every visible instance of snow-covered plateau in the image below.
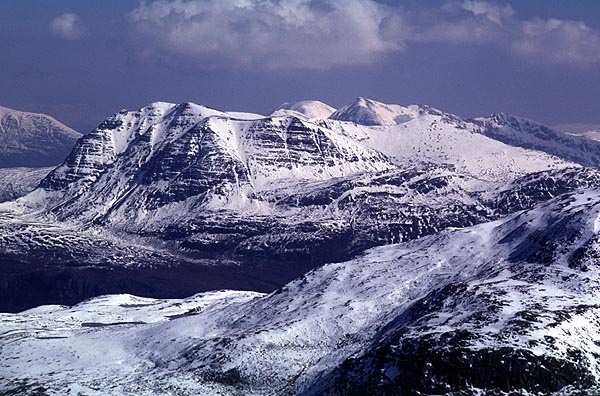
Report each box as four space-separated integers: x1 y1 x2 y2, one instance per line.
2 98 600 394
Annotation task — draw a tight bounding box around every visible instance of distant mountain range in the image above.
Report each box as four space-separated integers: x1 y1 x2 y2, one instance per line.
0 105 81 203
0 105 81 168
2 98 600 394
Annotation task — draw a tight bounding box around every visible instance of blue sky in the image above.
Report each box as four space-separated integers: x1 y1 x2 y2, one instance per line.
1 0 600 133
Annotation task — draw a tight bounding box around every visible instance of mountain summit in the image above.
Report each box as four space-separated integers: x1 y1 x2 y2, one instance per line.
271 100 336 119
329 97 430 126
33 101 391 225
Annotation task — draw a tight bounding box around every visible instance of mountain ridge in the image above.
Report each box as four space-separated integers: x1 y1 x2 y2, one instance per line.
3 97 600 394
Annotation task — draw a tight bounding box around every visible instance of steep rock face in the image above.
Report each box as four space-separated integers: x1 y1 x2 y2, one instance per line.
0 105 81 167
473 113 600 168
39 102 222 191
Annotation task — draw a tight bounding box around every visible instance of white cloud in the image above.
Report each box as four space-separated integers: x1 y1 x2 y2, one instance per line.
412 18 507 45
411 1 514 45
129 0 407 70
513 18 600 66
50 13 85 40
460 0 514 25
409 1 600 66
127 0 600 69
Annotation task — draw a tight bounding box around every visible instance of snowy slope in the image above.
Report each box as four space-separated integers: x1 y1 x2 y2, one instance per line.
472 113 600 167
271 100 336 119
3 188 600 395
0 167 52 202
322 114 572 184
329 97 428 126
0 105 81 167
327 98 600 172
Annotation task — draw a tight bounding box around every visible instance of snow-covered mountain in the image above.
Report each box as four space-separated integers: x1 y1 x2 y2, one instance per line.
271 100 336 119
325 98 600 170
2 99 599 311
323 108 570 184
472 113 600 168
3 97 600 393
329 97 429 126
0 105 81 167
18 99 578 226
3 188 600 395
22 101 392 225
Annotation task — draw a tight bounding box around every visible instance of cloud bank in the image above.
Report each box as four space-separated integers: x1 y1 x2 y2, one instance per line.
129 0 406 70
50 13 85 40
413 1 600 67
513 18 600 66
128 0 600 69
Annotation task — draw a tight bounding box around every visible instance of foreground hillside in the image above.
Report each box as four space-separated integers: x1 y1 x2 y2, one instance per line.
2 188 600 395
